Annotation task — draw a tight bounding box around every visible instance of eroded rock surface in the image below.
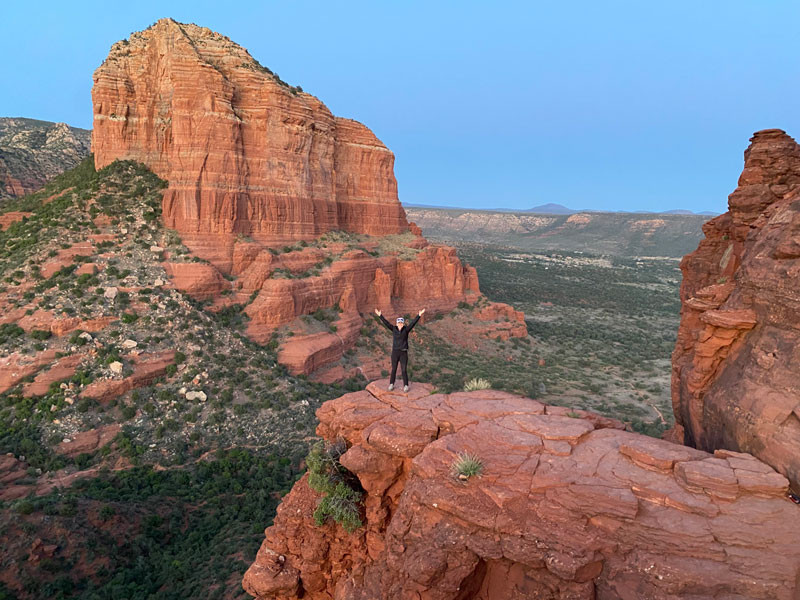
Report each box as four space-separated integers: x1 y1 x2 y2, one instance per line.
672 129 800 490
243 381 799 599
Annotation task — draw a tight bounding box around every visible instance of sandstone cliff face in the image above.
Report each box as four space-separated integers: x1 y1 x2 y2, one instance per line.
91 19 509 378
92 18 408 249
672 129 800 490
0 118 91 202
243 381 799 599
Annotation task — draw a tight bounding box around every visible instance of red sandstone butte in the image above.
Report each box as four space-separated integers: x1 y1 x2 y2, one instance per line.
243 381 799 599
92 18 408 260
672 129 800 491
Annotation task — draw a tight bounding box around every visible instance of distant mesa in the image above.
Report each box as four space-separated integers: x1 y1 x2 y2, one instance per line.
403 201 719 216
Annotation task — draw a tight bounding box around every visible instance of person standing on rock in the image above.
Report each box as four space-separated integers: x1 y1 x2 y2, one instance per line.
374 308 425 392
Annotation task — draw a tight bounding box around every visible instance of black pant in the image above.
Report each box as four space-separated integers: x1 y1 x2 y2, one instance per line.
390 349 408 386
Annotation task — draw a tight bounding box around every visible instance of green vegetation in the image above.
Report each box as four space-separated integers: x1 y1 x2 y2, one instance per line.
398 243 676 436
306 440 363 532
0 450 298 600
451 452 484 480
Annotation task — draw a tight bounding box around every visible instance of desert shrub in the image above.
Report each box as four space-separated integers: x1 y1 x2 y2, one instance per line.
0 323 24 344
463 377 491 391
313 483 363 533
306 440 363 532
121 312 139 324
451 452 484 480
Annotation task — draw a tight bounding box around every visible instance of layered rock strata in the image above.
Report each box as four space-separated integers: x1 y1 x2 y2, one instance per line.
92 18 408 249
243 381 799 599
672 129 800 490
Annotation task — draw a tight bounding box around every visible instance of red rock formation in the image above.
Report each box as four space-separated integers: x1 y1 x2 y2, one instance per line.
22 353 85 397
49 315 117 338
245 246 479 339
672 129 800 490
80 350 175 404
163 262 230 300
91 19 520 378
244 381 800 599
92 18 408 255
55 424 121 458
0 349 58 395
0 211 32 231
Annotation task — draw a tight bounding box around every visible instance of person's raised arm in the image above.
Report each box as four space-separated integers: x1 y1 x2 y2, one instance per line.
374 308 393 331
407 308 425 332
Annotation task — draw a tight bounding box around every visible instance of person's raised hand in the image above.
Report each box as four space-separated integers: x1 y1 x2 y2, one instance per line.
374 308 381 316
418 308 426 316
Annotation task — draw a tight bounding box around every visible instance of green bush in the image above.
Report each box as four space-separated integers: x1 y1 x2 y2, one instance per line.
121 312 139 324
306 440 363 532
313 483 363 533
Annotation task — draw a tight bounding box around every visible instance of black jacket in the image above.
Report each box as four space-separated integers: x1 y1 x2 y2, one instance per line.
377 314 420 351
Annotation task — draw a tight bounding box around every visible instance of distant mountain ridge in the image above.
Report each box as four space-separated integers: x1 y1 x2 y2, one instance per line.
405 205 709 257
0 117 91 203
404 201 718 216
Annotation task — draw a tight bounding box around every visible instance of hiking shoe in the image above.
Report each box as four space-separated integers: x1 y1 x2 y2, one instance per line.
388 384 394 391
403 385 409 392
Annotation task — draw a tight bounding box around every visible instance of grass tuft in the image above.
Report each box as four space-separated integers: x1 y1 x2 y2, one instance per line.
463 377 491 392
451 451 484 481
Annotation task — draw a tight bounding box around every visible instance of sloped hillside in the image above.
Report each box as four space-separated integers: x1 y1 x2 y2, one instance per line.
0 117 91 204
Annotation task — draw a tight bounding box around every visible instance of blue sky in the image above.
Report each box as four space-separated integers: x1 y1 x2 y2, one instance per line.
2 1 798 213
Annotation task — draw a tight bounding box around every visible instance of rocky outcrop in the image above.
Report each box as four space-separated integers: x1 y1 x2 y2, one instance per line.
79 350 176 404
0 211 33 230
92 18 408 253
672 129 800 491
55 424 121 457
244 246 479 340
163 262 230 301
0 118 91 202
244 381 799 599
0 349 58 395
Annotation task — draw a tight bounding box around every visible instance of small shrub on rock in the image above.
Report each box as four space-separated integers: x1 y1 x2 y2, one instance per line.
463 377 491 392
451 452 484 481
306 440 363 532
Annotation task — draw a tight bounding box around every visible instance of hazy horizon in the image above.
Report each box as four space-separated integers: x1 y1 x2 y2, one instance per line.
3 1 798 214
